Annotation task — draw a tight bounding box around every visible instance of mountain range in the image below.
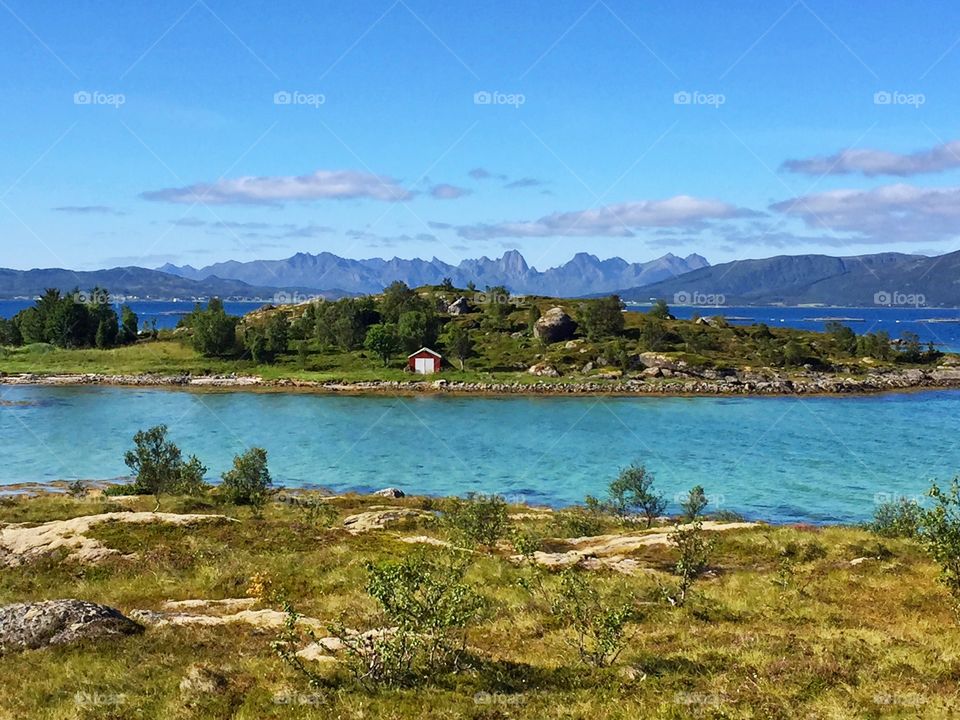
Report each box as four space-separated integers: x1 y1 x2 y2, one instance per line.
617 251 960 307
159 250 710 297
0 266 334 301
3 248 959 307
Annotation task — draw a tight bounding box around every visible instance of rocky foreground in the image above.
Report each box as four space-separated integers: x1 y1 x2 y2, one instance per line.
4 360 960 395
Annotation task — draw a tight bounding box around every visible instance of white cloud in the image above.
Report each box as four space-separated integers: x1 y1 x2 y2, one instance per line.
782 141 960 177
429 183 471 199
142 170 413 205
770 183 960 243
457 196 752 239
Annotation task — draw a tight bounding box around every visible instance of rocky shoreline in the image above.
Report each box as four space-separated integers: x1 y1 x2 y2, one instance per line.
4 364 960 396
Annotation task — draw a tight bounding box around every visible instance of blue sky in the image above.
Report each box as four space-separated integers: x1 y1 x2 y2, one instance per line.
3 0 960 271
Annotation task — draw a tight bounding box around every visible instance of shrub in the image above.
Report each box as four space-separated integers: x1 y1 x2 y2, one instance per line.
297 497 338 529
442 493 509 547
221 447 272 509
334 553 484 686
123 425 207 509
549 568 633 667
681 485 708 521
606 463 666 527
550 507 606 538
869 497 923 538
66 480 88 499
919 479 960 610
662 518 714 607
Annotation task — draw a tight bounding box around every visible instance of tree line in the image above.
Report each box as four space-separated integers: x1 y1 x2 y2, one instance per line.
0 288 139 349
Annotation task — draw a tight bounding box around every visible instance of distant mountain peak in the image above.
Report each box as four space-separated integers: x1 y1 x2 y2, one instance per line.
157 250 711 297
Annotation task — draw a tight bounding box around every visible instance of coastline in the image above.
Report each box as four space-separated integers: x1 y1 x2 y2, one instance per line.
4 366 960 396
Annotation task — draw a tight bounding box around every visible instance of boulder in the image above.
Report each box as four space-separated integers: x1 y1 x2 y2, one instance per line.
0 600 142 653
343 508 430 533
447 297 471 315
533 307 576 344
528 362 560 377
374 487 405 499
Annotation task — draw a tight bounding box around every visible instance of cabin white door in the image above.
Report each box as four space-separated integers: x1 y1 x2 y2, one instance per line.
414 357 433 374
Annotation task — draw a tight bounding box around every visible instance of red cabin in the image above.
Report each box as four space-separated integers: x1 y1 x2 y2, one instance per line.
407 347 442 374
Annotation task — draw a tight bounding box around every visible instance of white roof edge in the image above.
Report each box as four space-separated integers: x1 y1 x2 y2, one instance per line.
407 347 443 359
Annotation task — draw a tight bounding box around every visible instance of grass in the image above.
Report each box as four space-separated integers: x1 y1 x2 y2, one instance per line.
1 492 958 718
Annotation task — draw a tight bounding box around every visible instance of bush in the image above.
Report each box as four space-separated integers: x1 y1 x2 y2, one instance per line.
549 568 633 667
221 447 272 509
869 497 923 538
123 425 207 508
919 479 960 610
335 553 484 686
550 507 606 538
606 463 666 527
662 518 714 607
442 493 509 547
681 485 708 521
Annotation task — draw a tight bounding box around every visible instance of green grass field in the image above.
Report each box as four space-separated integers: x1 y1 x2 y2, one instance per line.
0 491 957 719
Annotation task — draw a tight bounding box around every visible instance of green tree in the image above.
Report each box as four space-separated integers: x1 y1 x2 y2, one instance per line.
398 310 435 353
648 299 672 320
681 485 708 520
443 323 474 370
607 463 666 527
481 284 512 330
579 296 625 340
124 425 186 509
919 479 960 609
825 321 857 355
0 317 21 346
241 313 289 363
221 447 272 509
192 298 237 357
380 281 421 324
364 323 402 366
119 305 139 344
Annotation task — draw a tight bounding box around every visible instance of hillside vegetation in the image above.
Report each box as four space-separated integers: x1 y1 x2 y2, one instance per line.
0 282 947 385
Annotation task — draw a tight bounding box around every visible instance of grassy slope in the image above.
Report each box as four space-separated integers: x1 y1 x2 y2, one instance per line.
0 494 957 719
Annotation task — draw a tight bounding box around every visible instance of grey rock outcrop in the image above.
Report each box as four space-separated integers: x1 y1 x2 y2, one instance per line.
374 487 405 498
533 307 576 344
447 297 471 315
0 600 142 653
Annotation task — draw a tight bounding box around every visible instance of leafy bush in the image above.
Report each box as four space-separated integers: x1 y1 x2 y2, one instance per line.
221 447 272 509
869 497 923 538
681 485 708 521
662 518 714 607
919 479 960 610
334 553 484 686
296 497 338 528
123 425 208 508
442 493 509 547
605 463 666 527
549 568 633 667
550 507 606 538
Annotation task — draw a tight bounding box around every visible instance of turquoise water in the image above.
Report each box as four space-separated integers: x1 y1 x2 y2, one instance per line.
1 385 957 524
